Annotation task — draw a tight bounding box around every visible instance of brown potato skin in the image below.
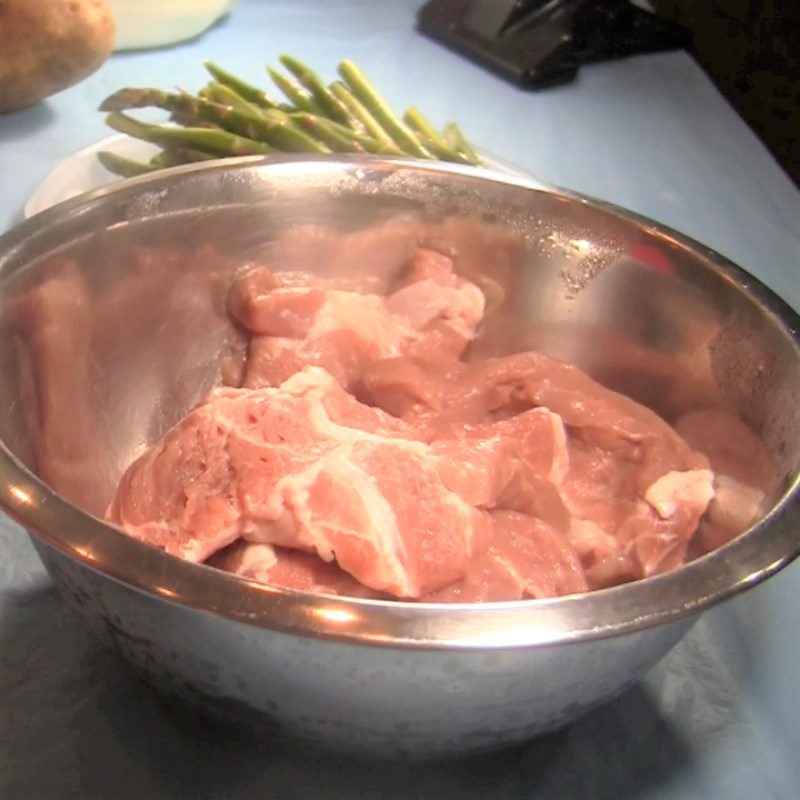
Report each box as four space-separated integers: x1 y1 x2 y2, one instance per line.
0 0 115 113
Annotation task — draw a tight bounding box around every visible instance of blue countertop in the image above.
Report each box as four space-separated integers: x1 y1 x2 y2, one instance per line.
1 1 799 797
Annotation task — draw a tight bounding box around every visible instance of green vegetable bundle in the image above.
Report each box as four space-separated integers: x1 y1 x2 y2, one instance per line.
97 56 481 177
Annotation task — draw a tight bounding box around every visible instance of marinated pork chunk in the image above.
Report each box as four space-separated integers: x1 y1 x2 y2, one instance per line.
107 241 769 602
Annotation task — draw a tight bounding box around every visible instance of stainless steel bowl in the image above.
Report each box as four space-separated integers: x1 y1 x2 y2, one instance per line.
1 156 798 758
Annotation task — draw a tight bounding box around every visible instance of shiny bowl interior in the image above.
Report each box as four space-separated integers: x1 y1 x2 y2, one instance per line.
0 155 798 649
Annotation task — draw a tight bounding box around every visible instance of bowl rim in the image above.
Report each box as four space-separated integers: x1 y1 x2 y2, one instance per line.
1 154 799 650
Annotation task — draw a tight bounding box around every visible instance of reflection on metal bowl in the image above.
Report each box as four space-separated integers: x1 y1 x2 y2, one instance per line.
0 156 798 758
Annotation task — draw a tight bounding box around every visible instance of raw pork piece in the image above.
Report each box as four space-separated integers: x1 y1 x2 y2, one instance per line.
426 511 588 602
396 351 699 455
258 216 525 307
385 247 486 360
363 350 717 587
424 217 525 320
429 409 570 511
106 224 774 600
673 408 769 552
213 512 588 604
229 249 485 392
205 405 584 601
106 367 487 597
208 541 384 598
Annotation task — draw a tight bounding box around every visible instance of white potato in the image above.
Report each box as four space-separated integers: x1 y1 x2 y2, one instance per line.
0 0 115 113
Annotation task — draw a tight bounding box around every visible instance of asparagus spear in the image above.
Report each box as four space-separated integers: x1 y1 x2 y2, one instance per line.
414 134 474 164
329 81 395 147
338 60 432 158
150 150 182 168
97 54 484 178
149 147 217 168
101 89 330 154
292 113 406 155
444 122 481 165
105 112 277 157
166 147 217 162
403 107 471 163
200 81 266 118
316 115 404 154
278 55 351 126
97 150 158 178
266 67 322 114
202 81 300 119
402 109 475 164
291 114 364 152
203 60 278 109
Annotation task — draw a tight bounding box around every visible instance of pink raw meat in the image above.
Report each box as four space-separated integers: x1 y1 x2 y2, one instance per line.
229 249 485 392
106 226 773 601
107 367 486 597
426 511 588 602
363 350 716 587
385 248 486 360
429 409 569 508
241 293 416 391
208 541 384 598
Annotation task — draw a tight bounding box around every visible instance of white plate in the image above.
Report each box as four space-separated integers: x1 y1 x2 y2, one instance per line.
25 134 531 219
25 135 159 218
